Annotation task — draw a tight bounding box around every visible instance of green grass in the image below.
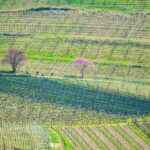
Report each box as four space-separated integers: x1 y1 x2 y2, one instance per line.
0 92 126 125
0 0 150 149
1 33 149 65
0 32 149 82
0 79 149 149
57 128 72 150
0 8 149 83
46 129 59 143
0 0 150 12
0 75 150 116
61 134 72 150
129 124 150 145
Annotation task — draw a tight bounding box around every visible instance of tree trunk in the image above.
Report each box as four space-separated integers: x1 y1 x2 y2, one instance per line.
80 65 86 78
80 69 84 78
12 64 17 73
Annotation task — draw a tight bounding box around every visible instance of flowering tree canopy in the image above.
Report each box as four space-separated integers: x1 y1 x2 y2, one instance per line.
73 57 93 78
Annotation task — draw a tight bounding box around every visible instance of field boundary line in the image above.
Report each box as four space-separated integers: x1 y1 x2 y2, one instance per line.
48 128 64 150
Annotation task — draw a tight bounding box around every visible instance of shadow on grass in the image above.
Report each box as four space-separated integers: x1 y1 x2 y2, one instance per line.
3 33 32 38
0 74 150 116
64 74 82 79
26 7 73 12
0 70 14 74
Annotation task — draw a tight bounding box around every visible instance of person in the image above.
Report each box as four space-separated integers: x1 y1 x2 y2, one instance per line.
26 70 29 75
41 73 45 77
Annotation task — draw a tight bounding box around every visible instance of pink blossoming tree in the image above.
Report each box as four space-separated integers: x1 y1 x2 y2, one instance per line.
73 57 93 78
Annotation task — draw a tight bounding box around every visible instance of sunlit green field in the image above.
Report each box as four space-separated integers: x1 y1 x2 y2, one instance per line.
0 9 150 82
0 0 150 12
0 0 150 149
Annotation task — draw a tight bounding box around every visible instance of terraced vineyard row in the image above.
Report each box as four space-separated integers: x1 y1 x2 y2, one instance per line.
0 9 149 83
0 123 50 149
1 59 150 84
59 124 150 150
0 10 150 39
1 91 149 149
0 75 150 117
1 122 149 149
1 35 149 63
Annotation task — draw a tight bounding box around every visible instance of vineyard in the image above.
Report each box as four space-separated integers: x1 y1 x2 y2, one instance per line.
1 89 150 149
0 0 150 149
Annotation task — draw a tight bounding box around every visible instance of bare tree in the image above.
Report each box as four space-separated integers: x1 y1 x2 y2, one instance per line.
2 48 26 73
